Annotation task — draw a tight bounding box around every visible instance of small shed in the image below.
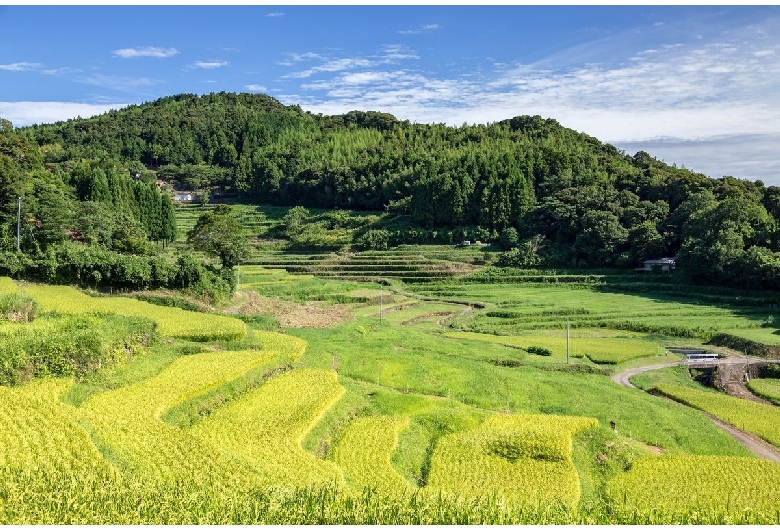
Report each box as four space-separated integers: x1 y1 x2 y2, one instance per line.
173 193 193 202
635 257 675 273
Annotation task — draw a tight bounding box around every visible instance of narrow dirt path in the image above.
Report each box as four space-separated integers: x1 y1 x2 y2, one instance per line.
611 360 780 464
706 415 780 464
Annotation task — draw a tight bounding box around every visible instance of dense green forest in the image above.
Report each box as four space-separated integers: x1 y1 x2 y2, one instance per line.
3 91 780 292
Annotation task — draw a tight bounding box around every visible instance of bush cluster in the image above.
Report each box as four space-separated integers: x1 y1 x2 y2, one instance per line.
0 313 156 385
527 346 552 356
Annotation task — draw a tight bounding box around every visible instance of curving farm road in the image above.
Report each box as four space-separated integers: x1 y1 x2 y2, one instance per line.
611 360 780 464
609 360 682 388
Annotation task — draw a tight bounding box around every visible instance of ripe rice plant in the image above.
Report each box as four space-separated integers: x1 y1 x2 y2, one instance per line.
425 413 597 507
0 378 104 471
607 454 780 516
77 349 278 489
189 368 346 489
331 416 412 495
655 383 780 448
22 284 246 341
748 378 780 405
252 330 308 362
0 378 125 521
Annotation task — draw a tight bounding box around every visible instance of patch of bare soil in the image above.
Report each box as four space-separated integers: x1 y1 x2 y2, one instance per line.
716 361 774 404
225 290 353 328
723 382 773 404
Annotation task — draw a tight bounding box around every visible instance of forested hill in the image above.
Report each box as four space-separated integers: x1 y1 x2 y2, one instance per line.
10 91 780 288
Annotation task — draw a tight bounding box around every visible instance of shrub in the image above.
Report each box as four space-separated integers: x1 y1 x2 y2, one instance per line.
0 292 38 322
355 229 390 251
527 346 552 356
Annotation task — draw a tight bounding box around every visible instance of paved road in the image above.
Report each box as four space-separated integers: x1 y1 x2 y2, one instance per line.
611 359 780 464
609 360 682 388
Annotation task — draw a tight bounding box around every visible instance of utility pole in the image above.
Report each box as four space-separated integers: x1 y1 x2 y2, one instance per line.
566 316 570 364
16 197 21 251
379 284 383 324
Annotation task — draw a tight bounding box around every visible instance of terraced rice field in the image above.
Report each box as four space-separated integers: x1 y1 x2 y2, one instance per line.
331 416 412 495
413 281 775 339
20 284 246 341
247 248 477 283
607 455 780 516
4 241 780 523
189 368 347 489
77 348 276 489
425 413 597 507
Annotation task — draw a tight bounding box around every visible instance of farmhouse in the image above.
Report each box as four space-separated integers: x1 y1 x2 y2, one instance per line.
635 257 675 273
173 192 193 202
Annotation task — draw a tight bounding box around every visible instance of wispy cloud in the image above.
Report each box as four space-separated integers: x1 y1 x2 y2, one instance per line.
113 47 179 59
245 84 267 92
77 74 161 92
278 52 322 66
41 67 82 76
381 44 419 62
191 60 228 69
0 62 43 71
398 23 441 35
265 12 284 17
282 45 418 78
0 101 130 126
286 58 373 79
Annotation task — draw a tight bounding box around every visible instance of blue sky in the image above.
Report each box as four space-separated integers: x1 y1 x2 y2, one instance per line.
1 5 779 184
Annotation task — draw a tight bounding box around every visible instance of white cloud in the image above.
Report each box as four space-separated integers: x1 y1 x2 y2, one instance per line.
113 47 179 59
398 23 441 35
265 12 284 17
245 84 267 92
191 60 228 69
77 74 161 92
0 62 43 71
0 101 130 127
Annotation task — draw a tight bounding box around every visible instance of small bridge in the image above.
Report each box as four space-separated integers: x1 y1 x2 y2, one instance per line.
672 349 720 369
685 353 720 369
